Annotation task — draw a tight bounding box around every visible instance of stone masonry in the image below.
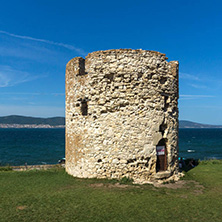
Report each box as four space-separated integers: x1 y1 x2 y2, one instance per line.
65 49 179 183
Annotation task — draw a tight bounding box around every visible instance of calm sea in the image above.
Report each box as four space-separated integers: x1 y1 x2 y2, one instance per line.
179 128 222 160
0 128 221 166
0 128 65 166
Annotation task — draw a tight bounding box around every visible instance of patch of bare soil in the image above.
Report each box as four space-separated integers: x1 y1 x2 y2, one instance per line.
89 180 205 195
16 206 27 210
193 189 204 195
153 180 205 194
89 183 139 189
154 180 187 189
180 195 188 199
192 181 205 195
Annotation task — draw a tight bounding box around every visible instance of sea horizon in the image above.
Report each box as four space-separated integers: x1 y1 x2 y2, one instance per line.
0 128 222 166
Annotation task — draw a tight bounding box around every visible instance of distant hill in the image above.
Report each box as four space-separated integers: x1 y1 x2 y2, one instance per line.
0 115 65 126
179 120 222 129
0 116 222 128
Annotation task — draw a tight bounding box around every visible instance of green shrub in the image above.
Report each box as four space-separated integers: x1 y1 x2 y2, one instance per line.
0 165 12 171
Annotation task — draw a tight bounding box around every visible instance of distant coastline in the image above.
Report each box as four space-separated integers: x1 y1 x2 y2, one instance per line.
179 120 222 129
0 124 65 129
0 115 222 129
0 115 65 128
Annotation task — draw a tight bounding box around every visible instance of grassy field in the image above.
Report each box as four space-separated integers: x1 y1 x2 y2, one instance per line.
0 160 222 222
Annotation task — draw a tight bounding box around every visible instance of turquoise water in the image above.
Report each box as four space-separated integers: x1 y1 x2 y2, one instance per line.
0 128 65 166
0 128 221 166
179 128 222 160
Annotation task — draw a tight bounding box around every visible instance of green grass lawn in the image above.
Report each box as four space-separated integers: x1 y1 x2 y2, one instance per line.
1 160 222 222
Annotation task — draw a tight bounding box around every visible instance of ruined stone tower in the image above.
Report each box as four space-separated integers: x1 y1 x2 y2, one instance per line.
66 49 179 183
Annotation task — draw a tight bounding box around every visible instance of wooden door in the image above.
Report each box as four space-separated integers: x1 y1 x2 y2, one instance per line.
156 139 167 172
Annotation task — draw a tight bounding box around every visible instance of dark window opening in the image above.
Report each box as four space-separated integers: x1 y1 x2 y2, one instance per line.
81 100 88 116
159 122 167 136
76 58 85 76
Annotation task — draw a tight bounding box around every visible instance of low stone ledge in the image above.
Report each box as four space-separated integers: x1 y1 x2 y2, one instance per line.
153 171 172 179
10 164 65 171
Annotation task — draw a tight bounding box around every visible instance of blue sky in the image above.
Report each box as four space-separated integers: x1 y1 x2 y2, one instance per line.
0 0 222 124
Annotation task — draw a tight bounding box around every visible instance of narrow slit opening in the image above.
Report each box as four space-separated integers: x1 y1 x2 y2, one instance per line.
81 100 88 116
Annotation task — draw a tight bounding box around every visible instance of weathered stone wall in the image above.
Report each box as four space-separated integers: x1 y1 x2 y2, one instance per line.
66 49 179 183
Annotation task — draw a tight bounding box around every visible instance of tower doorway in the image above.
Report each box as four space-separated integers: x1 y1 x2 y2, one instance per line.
156 139 167 172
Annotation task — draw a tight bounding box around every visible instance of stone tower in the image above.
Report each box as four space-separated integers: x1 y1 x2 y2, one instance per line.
65 49 179 183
